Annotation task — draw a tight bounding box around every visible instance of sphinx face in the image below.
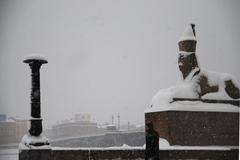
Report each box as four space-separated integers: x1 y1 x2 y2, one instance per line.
178 53 198 79
178 54 189 74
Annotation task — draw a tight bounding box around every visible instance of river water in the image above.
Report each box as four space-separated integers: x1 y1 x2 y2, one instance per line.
0 148 18 160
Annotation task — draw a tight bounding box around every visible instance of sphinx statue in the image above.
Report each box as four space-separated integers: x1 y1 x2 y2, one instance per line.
150 24 239 109
145 25 239 158
178 24 239 100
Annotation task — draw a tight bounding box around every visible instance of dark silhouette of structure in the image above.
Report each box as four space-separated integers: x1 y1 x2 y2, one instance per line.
145 122 159 160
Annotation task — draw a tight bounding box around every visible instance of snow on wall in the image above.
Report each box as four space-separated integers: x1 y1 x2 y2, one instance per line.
51 138 238 151
158 138 238 150
52 144 144 151
18 137 238 152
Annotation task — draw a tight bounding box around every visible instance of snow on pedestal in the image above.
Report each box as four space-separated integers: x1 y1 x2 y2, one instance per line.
146 68 240 113
19 133 50 150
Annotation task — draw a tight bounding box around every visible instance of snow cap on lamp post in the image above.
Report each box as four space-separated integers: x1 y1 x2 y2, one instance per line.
23 55 48 64
20 54 50 149
178 24 197 53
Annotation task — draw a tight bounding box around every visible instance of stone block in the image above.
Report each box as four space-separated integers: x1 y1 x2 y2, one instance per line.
145 111 239 146
19 149 51 160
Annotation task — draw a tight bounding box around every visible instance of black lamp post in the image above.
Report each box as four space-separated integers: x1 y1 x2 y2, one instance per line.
23 56 49 146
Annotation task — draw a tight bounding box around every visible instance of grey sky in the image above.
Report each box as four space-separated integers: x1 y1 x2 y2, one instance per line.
0 0 239 127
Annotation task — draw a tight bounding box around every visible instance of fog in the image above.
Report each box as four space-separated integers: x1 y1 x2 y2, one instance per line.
0 0 239 128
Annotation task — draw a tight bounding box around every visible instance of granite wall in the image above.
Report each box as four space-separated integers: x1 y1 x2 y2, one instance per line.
51 131 145 148
19 148 239 160
145 111 239 146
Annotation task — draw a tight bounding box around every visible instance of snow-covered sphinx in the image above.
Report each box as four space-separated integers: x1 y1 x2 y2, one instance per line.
150 24 239 110
178 24 239 100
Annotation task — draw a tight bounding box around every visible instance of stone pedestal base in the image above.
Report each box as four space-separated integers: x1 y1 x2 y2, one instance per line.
20 133 50 149
145 111 239 146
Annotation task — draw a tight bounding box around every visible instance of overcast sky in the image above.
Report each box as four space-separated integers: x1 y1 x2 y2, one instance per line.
0 0 239 128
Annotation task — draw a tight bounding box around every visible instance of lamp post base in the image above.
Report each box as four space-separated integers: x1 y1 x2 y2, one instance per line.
19 133 50 150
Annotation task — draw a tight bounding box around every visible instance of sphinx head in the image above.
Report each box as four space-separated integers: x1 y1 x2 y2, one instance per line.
178 24 199 79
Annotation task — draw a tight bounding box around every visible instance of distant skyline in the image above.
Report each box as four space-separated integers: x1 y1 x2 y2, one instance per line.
0 0 239 128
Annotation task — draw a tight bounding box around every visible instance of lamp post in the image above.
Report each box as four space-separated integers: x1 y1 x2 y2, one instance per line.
21 55 49 147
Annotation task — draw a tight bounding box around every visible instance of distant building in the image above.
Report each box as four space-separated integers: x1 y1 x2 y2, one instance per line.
0 114 28 145
44 114 104 140
106 124 117 132
0 114 7 121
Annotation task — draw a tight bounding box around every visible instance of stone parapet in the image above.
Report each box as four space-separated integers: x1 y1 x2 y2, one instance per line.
19 148 238 160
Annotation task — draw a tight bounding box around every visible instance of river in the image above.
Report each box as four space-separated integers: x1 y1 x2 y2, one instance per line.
0 148 18 160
